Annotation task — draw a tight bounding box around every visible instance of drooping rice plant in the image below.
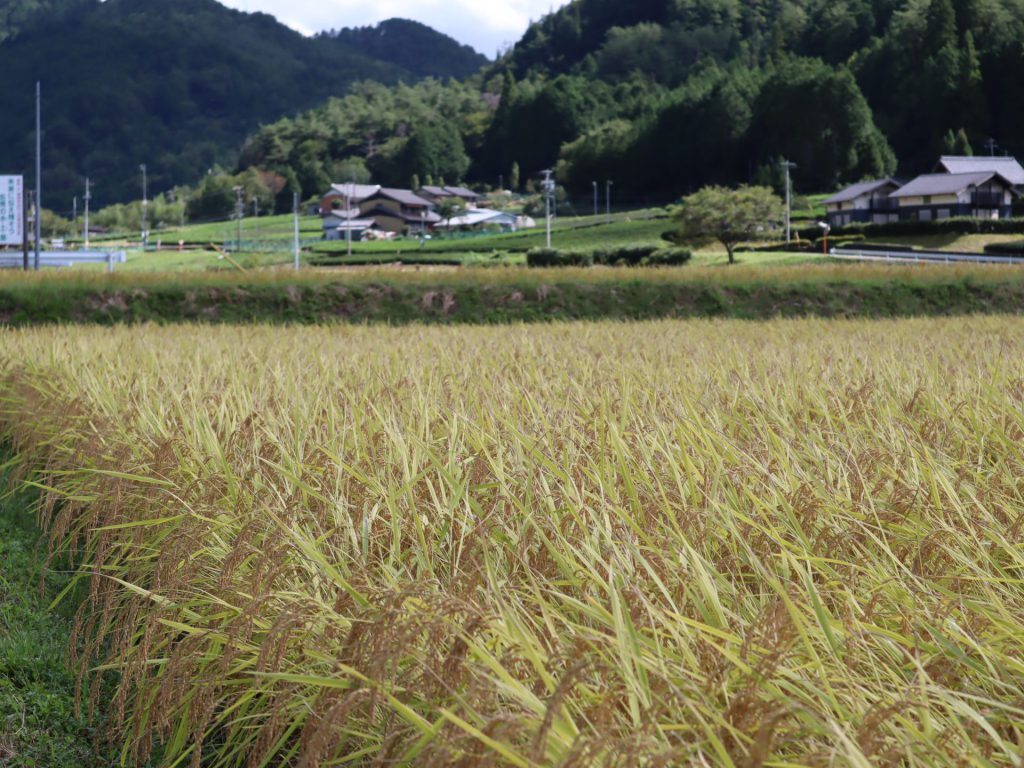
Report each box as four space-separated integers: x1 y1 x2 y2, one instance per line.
0 318 1022 766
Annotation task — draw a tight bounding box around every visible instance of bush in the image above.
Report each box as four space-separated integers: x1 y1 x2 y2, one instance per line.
526 246 691 268
983 241 1024 256
735 239 813 253
592 245 660 265
526 248 594 267
648 247 692 265
798 216 1024 240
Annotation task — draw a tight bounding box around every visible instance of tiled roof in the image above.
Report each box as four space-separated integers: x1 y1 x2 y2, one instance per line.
326 184 381 201
890 172 1012 198
372 188 434 207
822 178 900 205
939 156 1024 186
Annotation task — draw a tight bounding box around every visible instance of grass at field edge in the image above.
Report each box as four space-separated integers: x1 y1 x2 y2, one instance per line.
2 271 1024 325
0 460 119 767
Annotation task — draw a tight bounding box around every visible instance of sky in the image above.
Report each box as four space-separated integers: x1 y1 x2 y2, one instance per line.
216 0 572 57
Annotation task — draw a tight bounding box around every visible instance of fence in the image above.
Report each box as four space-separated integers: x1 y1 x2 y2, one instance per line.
0 250 127 272
831 248 1024 266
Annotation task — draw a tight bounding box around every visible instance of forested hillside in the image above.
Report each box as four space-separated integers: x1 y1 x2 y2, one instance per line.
0 0 487 206
322 19 488 81
240 0 1024 205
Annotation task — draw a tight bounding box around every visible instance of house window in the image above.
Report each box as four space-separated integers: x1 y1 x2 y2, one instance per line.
923 196 932 205
936 209 950 220
918 209 933 222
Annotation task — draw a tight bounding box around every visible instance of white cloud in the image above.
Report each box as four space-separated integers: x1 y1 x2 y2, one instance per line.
218 0 571 56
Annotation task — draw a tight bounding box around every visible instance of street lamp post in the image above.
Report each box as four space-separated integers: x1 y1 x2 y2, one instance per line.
605 180 613 225
592 181 598 217
817 221 831 256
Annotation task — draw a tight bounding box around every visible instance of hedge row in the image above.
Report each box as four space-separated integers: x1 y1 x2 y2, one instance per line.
527 246 692 268
982 241 1024 255
734 239 814 253
800 216 1024 240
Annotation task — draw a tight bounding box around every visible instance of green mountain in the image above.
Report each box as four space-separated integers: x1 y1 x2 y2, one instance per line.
492 0 1024 184
0 0 488 207
242 0 1024 207
323 19 488 81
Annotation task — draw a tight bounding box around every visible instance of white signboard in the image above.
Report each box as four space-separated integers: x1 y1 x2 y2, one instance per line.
0 176 24 247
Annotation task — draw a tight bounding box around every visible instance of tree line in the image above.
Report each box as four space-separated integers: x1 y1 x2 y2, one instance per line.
236 0 1023 211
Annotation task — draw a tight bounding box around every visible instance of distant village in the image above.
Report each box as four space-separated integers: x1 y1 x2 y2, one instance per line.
823 155 1024 228
318 184 535 242
315 154 1024 244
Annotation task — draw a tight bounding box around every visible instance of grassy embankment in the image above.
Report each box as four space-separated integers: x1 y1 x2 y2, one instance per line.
1 319 1022 765
2 263 1024 325
0 465 119 767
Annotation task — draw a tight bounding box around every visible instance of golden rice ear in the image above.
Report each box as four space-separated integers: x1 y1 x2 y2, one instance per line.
0 317 1022 766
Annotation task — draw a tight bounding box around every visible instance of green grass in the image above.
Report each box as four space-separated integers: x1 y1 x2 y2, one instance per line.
312 213 672 256
0 466 117 767
4 262 1024 325
84 214 323 246
860 232 1024 252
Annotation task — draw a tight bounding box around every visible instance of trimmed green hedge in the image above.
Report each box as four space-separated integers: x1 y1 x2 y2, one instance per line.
735 239 813 253
527 246 692 268
801 216 1024 240
982 241 1024 256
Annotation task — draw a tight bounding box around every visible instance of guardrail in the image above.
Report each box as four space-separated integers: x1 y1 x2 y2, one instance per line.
831 248 1024 266
0 251 127 272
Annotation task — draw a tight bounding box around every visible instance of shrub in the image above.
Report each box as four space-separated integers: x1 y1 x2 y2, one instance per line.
648 247 692 265
735 239 813 253
982 242 1024 256
592 246 660 266
526 248 594 267
526 246 691 268
799 216 1024 240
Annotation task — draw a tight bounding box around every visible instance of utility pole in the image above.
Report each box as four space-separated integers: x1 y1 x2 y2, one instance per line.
140 163 148 250
605 180 613 225
293 191 300 272
780 159 797 243
345 183 353 258
22 191 29 271
72 196 77 229
233 185 244 252
592 181 598 217
34 81 41 271
83 178 91 249
541 170 555 249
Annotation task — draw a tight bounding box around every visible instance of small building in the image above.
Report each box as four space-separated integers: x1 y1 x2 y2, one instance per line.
433 208 519 232
823 178 902 227
358 188 440 233
890 172 1016 221
419 185 482 208
937 156 1024 188
322 209 375 241
320 184 381 215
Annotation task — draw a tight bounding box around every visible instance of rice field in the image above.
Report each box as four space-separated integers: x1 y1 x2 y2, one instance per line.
1 318 1023 766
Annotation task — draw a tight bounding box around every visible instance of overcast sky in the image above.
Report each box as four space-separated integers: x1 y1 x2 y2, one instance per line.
216 0 571 57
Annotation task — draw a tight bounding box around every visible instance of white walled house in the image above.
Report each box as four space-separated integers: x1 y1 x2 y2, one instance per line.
889 172 1015 221
823 178 901 227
